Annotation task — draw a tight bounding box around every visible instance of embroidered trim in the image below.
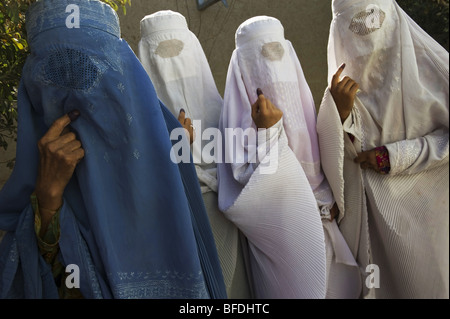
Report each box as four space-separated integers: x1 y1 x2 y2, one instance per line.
110 271 209 299
354 105 367 151
394 139 421 173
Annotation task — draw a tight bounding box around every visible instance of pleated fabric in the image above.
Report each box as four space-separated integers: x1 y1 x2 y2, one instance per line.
221 132 328 298
318 0 449 298
218 16 330 299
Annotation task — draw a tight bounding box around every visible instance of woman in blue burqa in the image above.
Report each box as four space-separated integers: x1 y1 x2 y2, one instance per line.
0 0 227 299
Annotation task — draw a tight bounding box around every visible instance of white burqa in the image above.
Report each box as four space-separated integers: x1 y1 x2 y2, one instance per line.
317 0 449 298
218 16 360 299
138 10 251 299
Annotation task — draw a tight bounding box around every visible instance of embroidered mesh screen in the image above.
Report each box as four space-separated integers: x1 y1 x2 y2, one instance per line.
349 5 386 36
261 42 285 61
155 39 185 58
43 48 100 90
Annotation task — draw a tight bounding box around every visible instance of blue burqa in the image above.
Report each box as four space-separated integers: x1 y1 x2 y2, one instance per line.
0 0 226 299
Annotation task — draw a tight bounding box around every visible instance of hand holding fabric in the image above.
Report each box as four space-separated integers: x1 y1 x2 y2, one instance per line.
251 89 283 129
178 109 195 145
330 64 359 123
35 111 84 234
354 149 379 172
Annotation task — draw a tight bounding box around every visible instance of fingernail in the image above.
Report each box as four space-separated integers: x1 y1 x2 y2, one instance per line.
68 109 80 122
180 108 185 114
257 88 263 96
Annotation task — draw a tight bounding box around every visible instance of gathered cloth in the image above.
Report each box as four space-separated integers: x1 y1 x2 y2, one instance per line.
138 10 251 299
318 0 449 298
218 16 359 299
0 0 226 299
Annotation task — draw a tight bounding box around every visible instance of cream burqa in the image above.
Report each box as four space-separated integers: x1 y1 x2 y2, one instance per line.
138 10 251 299
317 0 449 298
218 16 359 299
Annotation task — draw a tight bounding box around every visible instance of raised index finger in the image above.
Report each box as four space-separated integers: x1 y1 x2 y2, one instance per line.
44 110 79 141
257 94 268 114
331 63 346 89
178 108 186 123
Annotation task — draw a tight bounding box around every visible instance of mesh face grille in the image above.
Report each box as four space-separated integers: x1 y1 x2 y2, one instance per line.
155 39 185 58
349 5 386 36
261 42 284 61
43 48 100 90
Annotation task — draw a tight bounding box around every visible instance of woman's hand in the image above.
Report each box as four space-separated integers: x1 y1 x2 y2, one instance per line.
330 63 359 123
178 109 195 145
354 150 379 172
35 111 84 232
251 88 283 129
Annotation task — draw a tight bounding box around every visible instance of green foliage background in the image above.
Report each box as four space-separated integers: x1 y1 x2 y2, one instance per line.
397 0 449 50
0 0 448 169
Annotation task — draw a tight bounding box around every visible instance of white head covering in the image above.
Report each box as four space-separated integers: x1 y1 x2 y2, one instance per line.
328 0 448 149
138 10 223 191
231 16 327 192
217 16 329 299
317 0 449 298
138 11 254 299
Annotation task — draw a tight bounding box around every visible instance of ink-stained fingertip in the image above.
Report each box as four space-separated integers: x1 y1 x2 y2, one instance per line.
68 109 80 122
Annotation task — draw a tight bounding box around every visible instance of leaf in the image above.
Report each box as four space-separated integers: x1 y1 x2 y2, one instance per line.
109 1 118 11
5 2 19 24
12 39 23 50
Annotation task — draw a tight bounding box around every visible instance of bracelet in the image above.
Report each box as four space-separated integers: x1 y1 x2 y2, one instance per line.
39 206 60 215
374 146 391 175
